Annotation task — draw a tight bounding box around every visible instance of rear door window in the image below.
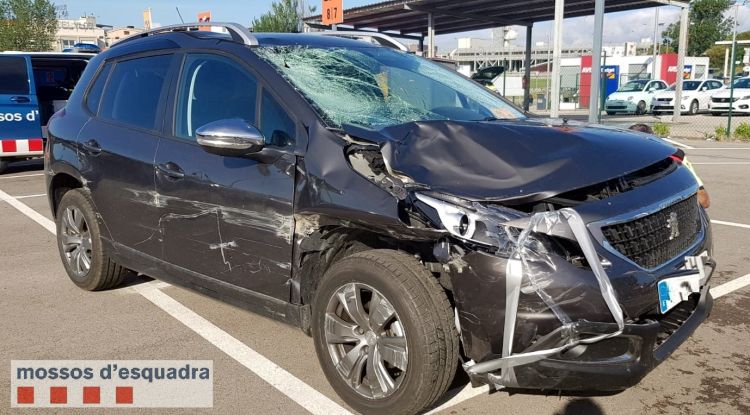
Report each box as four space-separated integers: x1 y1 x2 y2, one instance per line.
175 54 258 140
99 54 172 130
0 56 30 95
86 63 112 114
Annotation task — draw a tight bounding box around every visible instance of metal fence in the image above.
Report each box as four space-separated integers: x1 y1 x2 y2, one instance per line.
494 70 750 142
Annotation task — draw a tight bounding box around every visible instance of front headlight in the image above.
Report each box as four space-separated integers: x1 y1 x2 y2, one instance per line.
740 96 750 101
415 193 527 251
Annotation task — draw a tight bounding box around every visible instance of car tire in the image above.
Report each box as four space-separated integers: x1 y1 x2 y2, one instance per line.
311 249 458 415
689 100 699 115
636 101 647 115
0 159 7 174
56 189 131 291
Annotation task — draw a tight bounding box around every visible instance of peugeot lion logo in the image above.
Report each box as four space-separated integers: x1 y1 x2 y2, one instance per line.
666 212 680 240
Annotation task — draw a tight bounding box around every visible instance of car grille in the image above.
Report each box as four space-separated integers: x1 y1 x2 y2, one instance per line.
655 98 673 103
601 194 701 269
712 97 735 103
607 105 627 110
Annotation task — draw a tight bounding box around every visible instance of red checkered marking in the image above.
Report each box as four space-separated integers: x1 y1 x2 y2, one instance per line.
0 138 43 155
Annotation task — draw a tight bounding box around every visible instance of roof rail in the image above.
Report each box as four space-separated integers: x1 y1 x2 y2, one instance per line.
114 22 257 47
312 31 409 52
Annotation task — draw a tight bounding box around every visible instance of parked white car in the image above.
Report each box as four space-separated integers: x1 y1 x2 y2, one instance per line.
604 80 669 115
652 79 725 115
710 77 750 116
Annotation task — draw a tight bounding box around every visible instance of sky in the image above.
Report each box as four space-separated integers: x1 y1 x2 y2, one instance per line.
58 0 750 51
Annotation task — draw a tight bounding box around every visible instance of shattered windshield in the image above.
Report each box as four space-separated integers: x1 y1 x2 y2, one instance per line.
255 45 524 129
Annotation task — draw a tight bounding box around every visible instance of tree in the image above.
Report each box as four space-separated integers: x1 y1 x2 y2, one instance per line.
704 30 750 75
661 0 734 57
0 0 57 51
251 0 316 33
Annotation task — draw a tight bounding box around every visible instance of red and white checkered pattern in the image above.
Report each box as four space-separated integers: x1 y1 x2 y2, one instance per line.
0 139 44 156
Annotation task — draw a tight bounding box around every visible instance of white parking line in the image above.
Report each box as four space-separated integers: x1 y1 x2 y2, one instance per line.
0 188 352 415
711 274 750 299
134 285 352 415
687 147 750 151
14 193 47 199
711 219 750 230
425 385 490 415
661 138 694 149
0 189 56 233
0 173 46 180
692 162 750 165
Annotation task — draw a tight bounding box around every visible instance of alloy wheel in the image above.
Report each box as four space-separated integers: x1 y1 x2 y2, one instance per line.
324 282 408 399
60 206 93 278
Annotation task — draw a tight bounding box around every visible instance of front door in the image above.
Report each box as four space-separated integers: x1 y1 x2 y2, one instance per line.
155 53 296 300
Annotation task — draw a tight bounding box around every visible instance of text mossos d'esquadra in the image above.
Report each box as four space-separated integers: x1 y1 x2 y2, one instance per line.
15 363 211 383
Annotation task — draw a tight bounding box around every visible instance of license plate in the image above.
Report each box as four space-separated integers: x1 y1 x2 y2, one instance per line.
658 274 701 314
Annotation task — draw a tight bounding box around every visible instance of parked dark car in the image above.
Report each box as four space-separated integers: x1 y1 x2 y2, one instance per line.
47 23 714 415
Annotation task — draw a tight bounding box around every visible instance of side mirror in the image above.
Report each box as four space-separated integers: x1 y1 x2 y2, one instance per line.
196 119 265 157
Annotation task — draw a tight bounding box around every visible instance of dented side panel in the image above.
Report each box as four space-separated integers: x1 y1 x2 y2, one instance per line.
154 137 296 301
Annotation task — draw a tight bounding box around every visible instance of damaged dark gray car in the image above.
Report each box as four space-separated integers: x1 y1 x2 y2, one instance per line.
46 24 714 415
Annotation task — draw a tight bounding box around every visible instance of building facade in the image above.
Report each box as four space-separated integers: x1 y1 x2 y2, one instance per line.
54 15 107 51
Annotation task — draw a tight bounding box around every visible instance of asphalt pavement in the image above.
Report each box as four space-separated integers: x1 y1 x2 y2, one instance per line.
1 137 749 414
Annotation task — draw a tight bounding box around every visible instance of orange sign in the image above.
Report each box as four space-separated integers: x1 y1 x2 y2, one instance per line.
197 11 211 31
322 0 343 25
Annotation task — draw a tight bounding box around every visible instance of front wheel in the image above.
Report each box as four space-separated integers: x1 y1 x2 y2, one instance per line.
689 100 699 115
636 101 647 115
312 250 458 415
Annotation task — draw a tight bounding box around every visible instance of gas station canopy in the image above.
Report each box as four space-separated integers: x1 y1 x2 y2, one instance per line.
304 0 689 37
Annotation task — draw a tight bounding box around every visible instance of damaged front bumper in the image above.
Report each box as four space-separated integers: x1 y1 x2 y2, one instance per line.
463 258 713 391
436 187 714 392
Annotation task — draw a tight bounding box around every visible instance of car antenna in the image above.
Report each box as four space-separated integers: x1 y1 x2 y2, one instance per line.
176 7 185 23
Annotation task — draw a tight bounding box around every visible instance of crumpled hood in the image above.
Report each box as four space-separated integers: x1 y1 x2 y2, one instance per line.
347 119 676 203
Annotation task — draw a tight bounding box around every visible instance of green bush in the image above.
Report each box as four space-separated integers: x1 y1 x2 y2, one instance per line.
652 122 670 138
735 123 750 141
715 126 728 141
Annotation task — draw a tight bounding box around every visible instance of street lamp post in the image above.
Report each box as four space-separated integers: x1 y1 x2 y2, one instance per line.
728 1 747 138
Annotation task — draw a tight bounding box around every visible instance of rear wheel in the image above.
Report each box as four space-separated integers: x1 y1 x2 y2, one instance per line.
312 250 458 415
0 159 7 174
56 189 131 291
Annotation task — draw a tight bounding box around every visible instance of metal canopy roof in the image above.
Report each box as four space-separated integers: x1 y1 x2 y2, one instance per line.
304 0 688 37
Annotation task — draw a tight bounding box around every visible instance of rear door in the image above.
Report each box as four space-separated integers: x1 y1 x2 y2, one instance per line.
0 55 43 158
77 52 177 258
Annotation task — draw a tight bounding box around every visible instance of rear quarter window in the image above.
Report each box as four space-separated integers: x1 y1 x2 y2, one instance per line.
99 54 172 130
0 57 30 95
85 62 112 114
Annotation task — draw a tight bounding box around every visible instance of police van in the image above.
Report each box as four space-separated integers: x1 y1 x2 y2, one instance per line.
0 52 91 173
